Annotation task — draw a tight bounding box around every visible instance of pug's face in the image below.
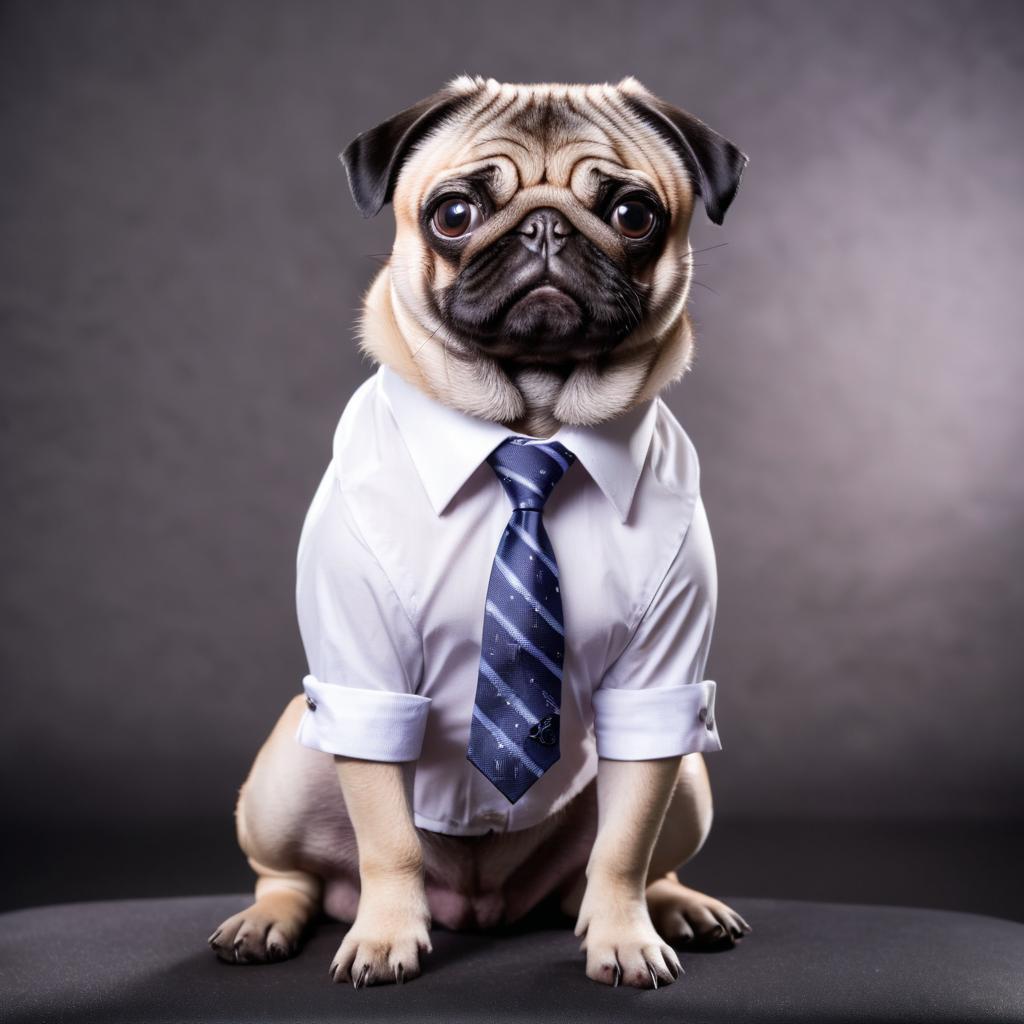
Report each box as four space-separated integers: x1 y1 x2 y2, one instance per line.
342 77 747 415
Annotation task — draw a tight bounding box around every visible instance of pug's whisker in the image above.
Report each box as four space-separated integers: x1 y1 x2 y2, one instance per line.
613 297 639 332
684 242 729 258
688 279 721 296
412 320 448 358
612 290 643 332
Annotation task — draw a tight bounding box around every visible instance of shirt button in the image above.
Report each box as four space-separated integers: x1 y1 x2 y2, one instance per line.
305 695 317 711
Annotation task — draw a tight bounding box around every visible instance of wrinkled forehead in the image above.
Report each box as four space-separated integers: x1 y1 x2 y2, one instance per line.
396 83 694 215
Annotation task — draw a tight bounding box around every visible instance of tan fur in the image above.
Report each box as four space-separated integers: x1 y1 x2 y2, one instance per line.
359 76 699 437
209 78 751 988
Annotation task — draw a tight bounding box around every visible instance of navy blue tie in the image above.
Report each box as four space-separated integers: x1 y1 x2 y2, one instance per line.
467 436 577 803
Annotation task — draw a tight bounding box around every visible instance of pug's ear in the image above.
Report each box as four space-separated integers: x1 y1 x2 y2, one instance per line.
623 90 749 225
341 87 466 218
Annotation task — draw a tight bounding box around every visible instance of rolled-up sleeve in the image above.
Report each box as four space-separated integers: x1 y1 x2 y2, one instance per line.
293 465 429 762
593 493 721 761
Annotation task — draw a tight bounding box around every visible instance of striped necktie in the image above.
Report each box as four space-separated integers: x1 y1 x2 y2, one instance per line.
467 435 576 803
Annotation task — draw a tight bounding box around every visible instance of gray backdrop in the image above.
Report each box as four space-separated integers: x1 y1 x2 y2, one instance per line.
2 0 1022 832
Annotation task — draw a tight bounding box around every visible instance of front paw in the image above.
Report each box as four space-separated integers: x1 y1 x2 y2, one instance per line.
329 889 432 987
576 890 682 989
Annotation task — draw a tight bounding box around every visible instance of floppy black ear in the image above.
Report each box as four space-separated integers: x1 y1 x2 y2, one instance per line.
341 87 467 218
624 95 749 225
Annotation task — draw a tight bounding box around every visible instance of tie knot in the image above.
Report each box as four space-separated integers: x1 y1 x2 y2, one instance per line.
487 436 576 511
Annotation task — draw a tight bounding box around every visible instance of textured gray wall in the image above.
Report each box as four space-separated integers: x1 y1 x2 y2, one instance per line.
1 0 1022 828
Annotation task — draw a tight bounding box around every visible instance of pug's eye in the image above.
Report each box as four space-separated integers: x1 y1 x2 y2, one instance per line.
432 197 480 239
610 198 656 240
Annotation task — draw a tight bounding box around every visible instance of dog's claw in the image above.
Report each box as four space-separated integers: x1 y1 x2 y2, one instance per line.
395 963 405 985
613 964 621 988
647 962 658 989
353 964 370 989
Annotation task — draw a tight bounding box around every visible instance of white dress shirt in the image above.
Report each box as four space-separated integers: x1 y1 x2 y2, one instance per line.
294 364 722 836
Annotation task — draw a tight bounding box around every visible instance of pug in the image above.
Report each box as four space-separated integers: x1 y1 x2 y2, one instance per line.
208 76 750 990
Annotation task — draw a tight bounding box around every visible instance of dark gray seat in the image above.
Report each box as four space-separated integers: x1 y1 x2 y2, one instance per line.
1 894 1022 1023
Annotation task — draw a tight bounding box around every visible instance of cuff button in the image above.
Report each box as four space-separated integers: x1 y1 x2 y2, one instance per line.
698 706 708 723
305 695 317 711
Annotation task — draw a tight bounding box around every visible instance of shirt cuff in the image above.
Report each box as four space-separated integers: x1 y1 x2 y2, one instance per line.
592 679 722 760
294 674 431 762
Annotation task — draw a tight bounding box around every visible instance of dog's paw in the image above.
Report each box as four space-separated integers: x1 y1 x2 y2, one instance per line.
575 895 681 988
208 891 311 964
647 876 751 947
329 894 432 987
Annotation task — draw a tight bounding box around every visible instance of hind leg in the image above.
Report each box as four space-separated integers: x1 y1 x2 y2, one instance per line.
208 695 336 964
208 855 321 964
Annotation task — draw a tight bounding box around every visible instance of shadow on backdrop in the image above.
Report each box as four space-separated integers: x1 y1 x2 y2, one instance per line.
1 0 1022 915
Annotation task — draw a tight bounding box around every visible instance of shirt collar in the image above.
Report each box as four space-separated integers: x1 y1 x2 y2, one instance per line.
379 364 658 523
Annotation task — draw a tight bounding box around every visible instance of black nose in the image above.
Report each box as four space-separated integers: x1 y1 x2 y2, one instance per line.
516 207 574 257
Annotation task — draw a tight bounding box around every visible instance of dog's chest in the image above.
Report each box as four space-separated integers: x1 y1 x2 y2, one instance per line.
349 466 651 697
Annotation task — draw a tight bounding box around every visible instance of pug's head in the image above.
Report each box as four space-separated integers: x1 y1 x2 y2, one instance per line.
342 77 747 434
